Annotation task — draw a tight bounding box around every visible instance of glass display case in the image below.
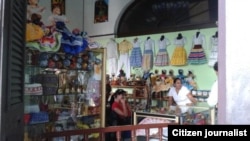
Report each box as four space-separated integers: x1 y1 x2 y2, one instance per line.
24 48 107 141
133 105 216 125
133 105 215 140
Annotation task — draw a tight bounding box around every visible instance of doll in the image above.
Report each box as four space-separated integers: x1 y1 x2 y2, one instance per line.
176 69 186 84
160 69 167 81
165 69 174 86
27 0 45 23
93 59 102 81
152 78 163 98
185 70 197 90
48 4 69 27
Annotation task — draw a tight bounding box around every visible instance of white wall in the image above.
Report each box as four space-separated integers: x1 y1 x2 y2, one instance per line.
83 0 132 37
38 0 84 31
222 0 250 124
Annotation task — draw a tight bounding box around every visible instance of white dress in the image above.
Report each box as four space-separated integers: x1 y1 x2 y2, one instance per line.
105 39 118 76
208 36 218 67
142 38 155 71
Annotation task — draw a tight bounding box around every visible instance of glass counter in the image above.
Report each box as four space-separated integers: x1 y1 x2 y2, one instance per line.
133 104 216 140
133 103 216 125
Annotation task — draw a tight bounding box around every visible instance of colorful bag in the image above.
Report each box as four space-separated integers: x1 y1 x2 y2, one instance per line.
35 72 59 95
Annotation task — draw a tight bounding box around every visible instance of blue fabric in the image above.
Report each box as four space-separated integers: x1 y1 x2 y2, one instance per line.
56 21 88 55
130 47 142 67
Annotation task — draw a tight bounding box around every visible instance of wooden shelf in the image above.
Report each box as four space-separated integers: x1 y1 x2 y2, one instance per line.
111 85 146 88
112 85 149 110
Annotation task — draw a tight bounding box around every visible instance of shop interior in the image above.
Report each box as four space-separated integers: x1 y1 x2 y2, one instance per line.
23 0 218 140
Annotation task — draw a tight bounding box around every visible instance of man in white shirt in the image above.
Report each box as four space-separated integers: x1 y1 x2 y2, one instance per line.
207 61 218 107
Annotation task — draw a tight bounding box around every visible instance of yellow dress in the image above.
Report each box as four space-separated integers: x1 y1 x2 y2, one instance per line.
170 37 187 66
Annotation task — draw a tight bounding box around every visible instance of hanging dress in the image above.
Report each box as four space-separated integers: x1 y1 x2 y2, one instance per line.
142 38 155 71
188 32 207 65
116 39 133 78
170 37 187 66
208 36 218 67
130 38 142 67
105 38 119 76
154 37 171 66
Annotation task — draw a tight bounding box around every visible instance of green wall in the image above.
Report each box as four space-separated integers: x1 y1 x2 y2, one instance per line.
96 27 218 90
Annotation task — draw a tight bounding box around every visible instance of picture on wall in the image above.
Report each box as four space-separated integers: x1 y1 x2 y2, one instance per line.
94 0 109 23
51 0 65 14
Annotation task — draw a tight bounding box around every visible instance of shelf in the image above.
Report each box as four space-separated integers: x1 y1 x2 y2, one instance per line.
111 85 149 111
27 121 49 125
76 114 100 118
151 97 168 100
135 96 147 99
24 92 86 96
193 95 209 98
24 48 107 140
111 85 146 88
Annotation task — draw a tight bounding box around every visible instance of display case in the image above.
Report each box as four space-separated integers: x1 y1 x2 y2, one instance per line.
24 48 107 141
132 105 215 140
191 90 211 102
133 105 216 125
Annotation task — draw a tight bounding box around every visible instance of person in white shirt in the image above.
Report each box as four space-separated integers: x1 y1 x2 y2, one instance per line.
207 61 218 107
168 77 197 113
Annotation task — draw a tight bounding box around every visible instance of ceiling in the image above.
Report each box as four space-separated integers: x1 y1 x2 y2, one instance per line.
116 0 218 37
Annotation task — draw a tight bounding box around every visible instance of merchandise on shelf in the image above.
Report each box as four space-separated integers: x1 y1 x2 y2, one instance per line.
24 48 106 141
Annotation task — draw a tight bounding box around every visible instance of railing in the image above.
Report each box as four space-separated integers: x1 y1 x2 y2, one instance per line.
43 123 174 141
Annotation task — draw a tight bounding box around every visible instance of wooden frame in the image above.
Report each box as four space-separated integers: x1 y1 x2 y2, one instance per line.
51 0 66 14
42 123 175 141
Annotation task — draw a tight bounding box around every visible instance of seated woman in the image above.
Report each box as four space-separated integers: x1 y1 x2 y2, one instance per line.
110 89 132 125
109 89 132 139
167 78 197 114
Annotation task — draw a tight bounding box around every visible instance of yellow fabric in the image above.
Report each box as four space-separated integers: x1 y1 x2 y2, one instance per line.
170 46 187 65
165 77 173 86
118 39 132 54
26 23 44 42
142 54 151 70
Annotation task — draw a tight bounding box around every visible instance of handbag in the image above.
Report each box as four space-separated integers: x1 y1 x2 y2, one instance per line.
35 71 59 95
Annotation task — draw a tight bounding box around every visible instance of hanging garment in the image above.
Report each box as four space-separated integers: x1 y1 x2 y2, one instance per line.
154 37 171 66
170 37 187 66
105 38 119 76
116 39 133 78
142 38 155 71
188 32 207 65
130 38 142 67
208 36 218 67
